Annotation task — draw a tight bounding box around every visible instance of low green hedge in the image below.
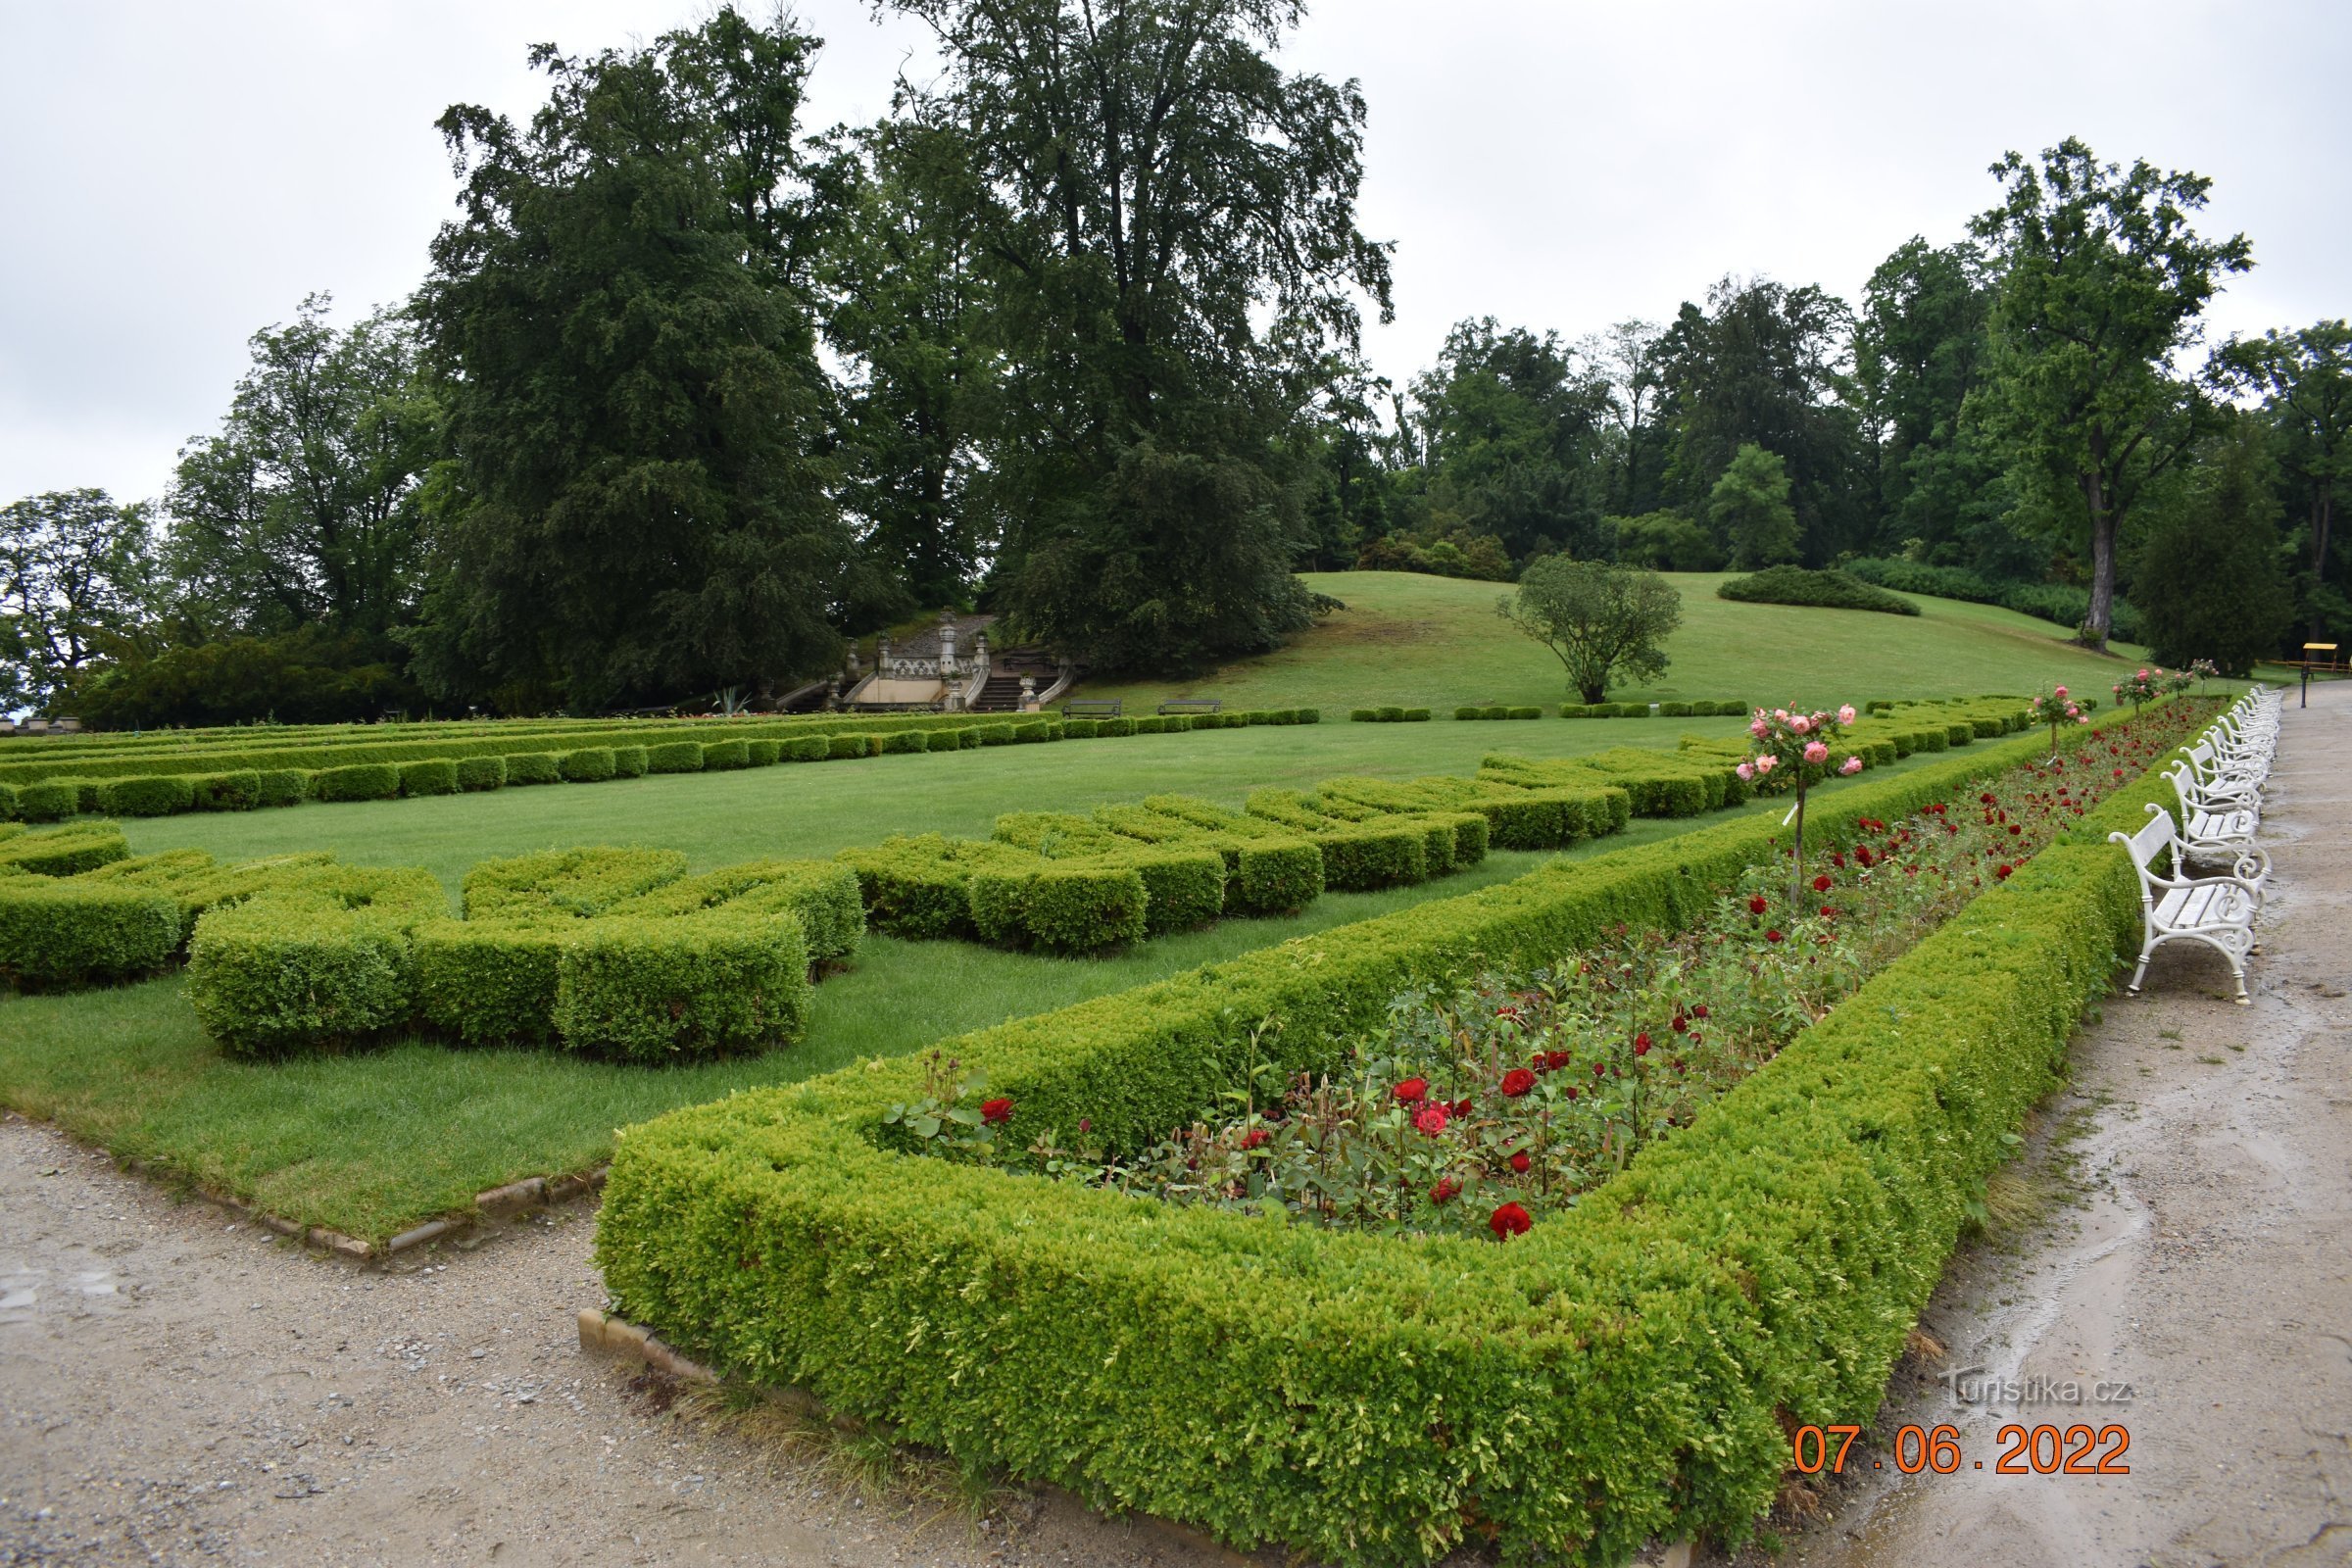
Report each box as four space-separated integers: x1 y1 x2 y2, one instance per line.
99 774 194 816
827 734 871 760
183 865 448 1054
0 880 182 985
606 858 863 965
1716 564 1920 615
462 847 688 921
883 730 929 755
597 702 2183 1567
703 739 751 770
560 748 617 783
193 771 263 811
505 752 562 785
315 763 399 804
552 911 811 1061
457 756 507 792
646 741 706 774
257 769 311 808
784 736 830 762
400 759 461 797
746 740 781 766
613 745 651 777
0 823 129 876
414 918 571 1045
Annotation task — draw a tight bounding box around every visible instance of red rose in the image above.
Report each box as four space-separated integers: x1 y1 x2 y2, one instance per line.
1995 863 2013 880
1452 1097 1473 1116
1240 1127 1269 1151
1500 1067 1537 1098
1670 1014 1689 1034
1747 895 1769 915
1821 906 1836 917
1413 1102 1451 1137
1765 929 1785 944
1855 846 1874 867
1489 1201 1533 1241
1691 1004 1709 1019
1508 1151 1531 1174
1432 1176 1461 1204
980 1097 1013 1125
1812 874 1833 893
1633 1033 1651 1056
1564 1086 1579 1101
1394 1077 1428 1104
1544 1050 1574 1070
1592 1061 1606 1078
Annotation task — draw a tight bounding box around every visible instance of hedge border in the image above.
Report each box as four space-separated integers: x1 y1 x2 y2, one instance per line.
596 699 2190 1567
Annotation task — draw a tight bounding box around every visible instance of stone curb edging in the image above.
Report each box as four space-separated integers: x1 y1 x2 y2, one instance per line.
118 1151 609 1264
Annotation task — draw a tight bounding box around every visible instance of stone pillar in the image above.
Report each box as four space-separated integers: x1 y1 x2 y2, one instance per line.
1019 674 1036 712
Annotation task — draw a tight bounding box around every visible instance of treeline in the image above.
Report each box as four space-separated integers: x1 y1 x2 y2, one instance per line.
4 8 2342 724
1336 156 2343 677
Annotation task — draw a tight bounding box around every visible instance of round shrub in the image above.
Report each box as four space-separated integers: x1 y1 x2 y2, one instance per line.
1507 707 1541 720
457 756 507 792
1452 707 1482 721
100 775 195 817
1348 709 1377 722
1715 565 1920 615
400 759 461 797
1376 706 1405 722
560 747 618 783
315 763 401 803
612 745 650 778
505 752 562 786
1400 708 1432 722
702 739 751 770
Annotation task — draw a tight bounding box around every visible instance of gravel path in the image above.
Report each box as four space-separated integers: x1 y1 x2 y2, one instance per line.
1769 682 2352 1568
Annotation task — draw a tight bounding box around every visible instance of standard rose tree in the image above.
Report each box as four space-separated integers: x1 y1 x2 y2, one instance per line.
2028 685 2089 760
1737 704 1864 909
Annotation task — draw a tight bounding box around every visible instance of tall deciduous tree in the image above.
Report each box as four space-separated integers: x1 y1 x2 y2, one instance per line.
888 0 1393 671
414 10 883 711
166 295 437 641
2132 419 2293 674
1497 557 1682 704
0 489 155 710
1970 137 2252 650
1707 442 1800 568
2227 320 2352 640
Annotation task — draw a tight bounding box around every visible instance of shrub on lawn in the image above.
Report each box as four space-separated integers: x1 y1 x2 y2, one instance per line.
925 729 964 752
607 858 864 964
560 748 617 783
975 723 1017 746
1231 838 1324 914
462 847 689 921
1132 716 1167 734
100 775 194 816
413 919 573 1046
257 769 311 808
703 740 751 770
1061 718 1101 739
457 756 507 792
746 740 781 766
505 752 563 785
1098 717 1137 737
883 730 929 755
0 824 130 876
783 736 830 762
827 734 869 760
315 763 401 804
612 745 651 777
646 741 705 774
552 911 812 1060
0 880 183 986
183 864 447 1054
400 759 461 797
192 771 263 811
1715 564 1920 615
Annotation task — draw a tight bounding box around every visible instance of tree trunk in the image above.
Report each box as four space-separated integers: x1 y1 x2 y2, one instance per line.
2080 464 2115 652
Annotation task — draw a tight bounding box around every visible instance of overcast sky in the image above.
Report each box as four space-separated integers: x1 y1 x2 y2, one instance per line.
3 0 2344 509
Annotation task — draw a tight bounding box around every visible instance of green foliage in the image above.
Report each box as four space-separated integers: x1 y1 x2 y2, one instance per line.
399 759 461 796
552 912 811 1060
607 858 863 964
462 847 687 921
17 781 75 823
0 823 129 876
257 769 311 808
504 752 562 786
746 739 781 766
596 712 2180 1567
702 739 751 770
0 881 182 986
783 736 830 761
560 747 618 783
182 865 447 1054
1716 565 1919 615
1708 442 1800 568
414 919 571 1046
99 774 195 817
1498 557 1682 704
192 771 263 811
644 741 705 774
456 756 506 792
1610 509 1723 571
883 730 929 755
2131 422 2295 674
827 734 869 760
612 745 650 777
316 763 401 803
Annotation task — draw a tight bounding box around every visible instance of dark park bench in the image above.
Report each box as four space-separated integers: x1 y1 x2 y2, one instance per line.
1061 699 1123 718
1157 699 1222 716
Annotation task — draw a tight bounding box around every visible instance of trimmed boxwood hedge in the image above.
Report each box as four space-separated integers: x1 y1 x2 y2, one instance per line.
746 739 781 766
702 739 751 770
457 756 506 792
646 740 705 774
0 880 181 985
505 752 562 785
560 748 617 783
596 701 2185 1568
183 864 449 1054
0 823 129 876
552 911 811 1061
316 763 400 803
612 745 650 777
99 774 195 816
1715 564 1919 615
193 771 263 811
400 759 461 797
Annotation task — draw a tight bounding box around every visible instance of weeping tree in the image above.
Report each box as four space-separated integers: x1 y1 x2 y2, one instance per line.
887 0 1394 672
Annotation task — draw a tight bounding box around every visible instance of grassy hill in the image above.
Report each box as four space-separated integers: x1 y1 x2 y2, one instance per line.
1074 570 2151 713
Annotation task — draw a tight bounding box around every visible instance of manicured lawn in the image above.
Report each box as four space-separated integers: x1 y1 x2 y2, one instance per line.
110 713 1757 891
1073 570 2154 714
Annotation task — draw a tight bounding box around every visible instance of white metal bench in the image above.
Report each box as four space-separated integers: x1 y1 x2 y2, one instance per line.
2151 782 2270 906
2110 810 2259 1004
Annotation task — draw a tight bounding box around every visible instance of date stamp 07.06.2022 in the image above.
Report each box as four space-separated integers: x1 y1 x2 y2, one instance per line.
1789 1422 2132 1479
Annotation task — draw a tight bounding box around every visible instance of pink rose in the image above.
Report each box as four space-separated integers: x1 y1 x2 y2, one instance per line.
1838 704 1856 725
1803 740 1829 765
1735 761 1754 781
1839 756 1863 775
1788 713 1811 735
1749 717 1770 738
1754 754 1777 774
2053 685 2067 699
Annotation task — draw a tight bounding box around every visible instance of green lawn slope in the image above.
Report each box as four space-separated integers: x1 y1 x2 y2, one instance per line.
1074 569 2150 713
